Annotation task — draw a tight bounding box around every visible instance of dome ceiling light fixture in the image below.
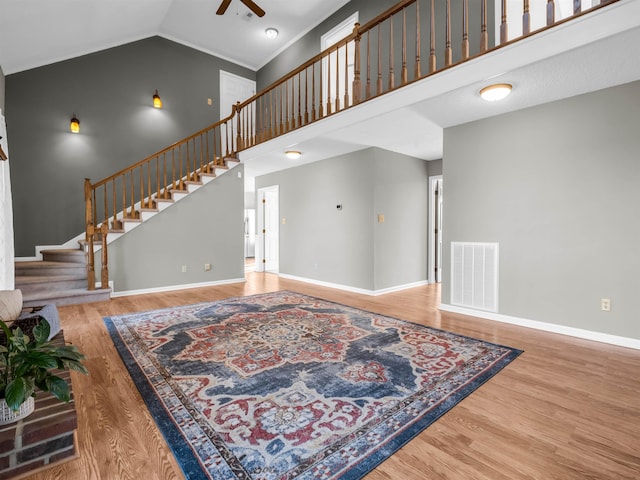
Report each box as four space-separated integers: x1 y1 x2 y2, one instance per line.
479 83 513 102
285 150 301 160
265 28 279 39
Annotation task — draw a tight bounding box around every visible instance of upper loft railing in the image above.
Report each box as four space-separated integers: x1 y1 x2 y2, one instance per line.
232 0 618 149
84 0 618 290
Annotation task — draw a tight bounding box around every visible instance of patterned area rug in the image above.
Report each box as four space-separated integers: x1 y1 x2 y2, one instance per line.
104 291 521 480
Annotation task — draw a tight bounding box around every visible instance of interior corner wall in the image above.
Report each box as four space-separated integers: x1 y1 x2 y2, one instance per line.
5 36 255 256
98 164 245 293
373 150 428 290
255 148 429 292
256 150 376 290
442 80 640 340
427 159 442 177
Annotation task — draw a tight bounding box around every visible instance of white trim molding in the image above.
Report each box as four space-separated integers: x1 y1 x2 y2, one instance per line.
278 273 428 297
439 303 640 350
110 277 246 298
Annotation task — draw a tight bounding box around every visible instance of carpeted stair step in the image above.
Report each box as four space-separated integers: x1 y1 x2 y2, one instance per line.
41 248 86 264
21 287 111 308
15 273 88 295
15 261 86 277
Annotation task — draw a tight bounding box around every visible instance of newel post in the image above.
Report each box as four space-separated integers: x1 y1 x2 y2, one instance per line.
84 178 92 242
101 222 109 289
235 102 243 151
86 223 96 291
352 23 362 104
84 178 96 290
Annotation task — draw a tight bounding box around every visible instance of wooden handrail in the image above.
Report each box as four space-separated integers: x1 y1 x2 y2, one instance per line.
231 0 618 151
83 0 618 290
91 111 237 189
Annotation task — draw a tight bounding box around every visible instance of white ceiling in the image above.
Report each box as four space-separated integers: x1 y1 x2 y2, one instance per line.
0 0 349 74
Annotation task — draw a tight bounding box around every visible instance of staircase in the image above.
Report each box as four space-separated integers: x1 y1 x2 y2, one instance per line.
15 247 111 307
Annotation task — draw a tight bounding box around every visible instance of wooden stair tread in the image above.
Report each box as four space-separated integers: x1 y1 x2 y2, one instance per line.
16 273 87 284
40 248 84 255
16 260 85 269
22 288 111 307
22 287 110 300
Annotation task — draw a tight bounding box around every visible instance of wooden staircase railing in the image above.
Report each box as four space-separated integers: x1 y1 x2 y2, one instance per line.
84 0 617 290
231 0 617 149
84 109 239 289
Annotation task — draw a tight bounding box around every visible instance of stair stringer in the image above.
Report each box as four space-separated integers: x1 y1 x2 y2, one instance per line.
92 162 246 295
48 160 240 254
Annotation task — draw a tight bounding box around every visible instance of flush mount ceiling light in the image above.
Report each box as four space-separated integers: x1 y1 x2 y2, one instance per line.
285 150 301 160
479 83 512 102
153 89 163 109
70 113 80 133
265 28 279 39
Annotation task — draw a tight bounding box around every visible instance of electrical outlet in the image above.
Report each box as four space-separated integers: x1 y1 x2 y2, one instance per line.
207 98 213 105
601 298 611 311
204 263 212 271
181 265 188 273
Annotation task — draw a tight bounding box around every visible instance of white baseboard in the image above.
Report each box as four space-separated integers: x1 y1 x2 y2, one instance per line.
439 303 640 350
278 273 429 297
110 277 246 298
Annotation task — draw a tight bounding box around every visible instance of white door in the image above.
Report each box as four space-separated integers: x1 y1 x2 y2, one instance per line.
257 186 279 273
220 70 256 154
321 12 358 113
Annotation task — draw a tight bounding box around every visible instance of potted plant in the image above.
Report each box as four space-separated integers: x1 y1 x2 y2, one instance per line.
0 317 88 425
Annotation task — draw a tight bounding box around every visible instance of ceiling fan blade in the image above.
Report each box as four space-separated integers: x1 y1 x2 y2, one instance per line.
216 0 232 15
240 0 265 17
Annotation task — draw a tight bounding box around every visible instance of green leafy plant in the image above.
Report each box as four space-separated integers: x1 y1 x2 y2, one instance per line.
0 318 88 412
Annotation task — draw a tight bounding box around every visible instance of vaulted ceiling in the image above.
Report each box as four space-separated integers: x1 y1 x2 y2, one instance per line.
0 0 349 74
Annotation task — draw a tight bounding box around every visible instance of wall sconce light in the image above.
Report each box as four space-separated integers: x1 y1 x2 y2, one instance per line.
153 89 163 109
70 113 80 133
285 150 301 160
265 28 279 39
479 83 512 102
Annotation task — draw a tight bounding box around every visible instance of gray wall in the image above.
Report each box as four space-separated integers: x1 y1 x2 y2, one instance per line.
6 36 254 256
0 64 4 112
257 0 397 90
257 0 495 91
428 158 442 177
255 147 428 291
100 165 245 292
442 80 640 340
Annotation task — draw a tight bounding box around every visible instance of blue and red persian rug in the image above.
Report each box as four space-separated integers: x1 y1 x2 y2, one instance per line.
104 291 521 480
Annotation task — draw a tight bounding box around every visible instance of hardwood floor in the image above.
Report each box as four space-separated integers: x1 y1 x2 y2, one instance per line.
22 273 640 479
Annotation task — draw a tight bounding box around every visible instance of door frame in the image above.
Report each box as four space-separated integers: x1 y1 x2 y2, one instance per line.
428 175 443 284
256 185 279 273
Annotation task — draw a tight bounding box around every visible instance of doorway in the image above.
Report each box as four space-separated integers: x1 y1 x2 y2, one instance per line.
320 12 359 112
257 185 279 273
220 70 256 153
428 175 443 283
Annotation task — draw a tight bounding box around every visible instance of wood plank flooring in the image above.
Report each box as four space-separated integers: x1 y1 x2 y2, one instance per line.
21 273 640 479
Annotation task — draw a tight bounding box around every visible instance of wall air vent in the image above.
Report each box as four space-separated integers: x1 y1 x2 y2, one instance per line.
451 242 499 312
